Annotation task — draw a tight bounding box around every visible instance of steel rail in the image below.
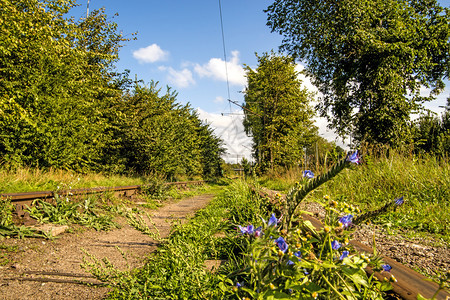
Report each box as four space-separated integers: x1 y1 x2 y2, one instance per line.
0 180 205 216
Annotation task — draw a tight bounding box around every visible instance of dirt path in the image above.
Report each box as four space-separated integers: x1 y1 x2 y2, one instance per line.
0 193 215 300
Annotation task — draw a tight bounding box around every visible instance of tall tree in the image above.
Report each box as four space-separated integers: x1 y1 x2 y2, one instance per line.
0 0 126 170
243 52 317 171
266 0 450 146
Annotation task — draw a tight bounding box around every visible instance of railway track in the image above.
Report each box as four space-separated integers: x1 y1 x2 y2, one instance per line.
0 180 205 219
1 182 448 299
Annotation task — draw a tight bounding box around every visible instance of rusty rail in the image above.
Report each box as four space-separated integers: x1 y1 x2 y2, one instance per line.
0 180 205 217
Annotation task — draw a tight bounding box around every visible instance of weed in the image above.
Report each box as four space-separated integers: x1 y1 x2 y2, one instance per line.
27 194 119 231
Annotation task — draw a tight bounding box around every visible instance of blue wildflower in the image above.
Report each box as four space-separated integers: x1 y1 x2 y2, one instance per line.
347 150 360 164
331 240 341 250
238 225 248 235
382 264 392 272
275 236 289 253
303 170 314 179
339 250 349 260
254 226 263 237
339 214 354 228
236 282 242 288
395 196 404 206
238 225 254 235
268 213 278 227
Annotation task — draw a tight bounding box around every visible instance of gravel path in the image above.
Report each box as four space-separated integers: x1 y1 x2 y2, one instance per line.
0 194 214 300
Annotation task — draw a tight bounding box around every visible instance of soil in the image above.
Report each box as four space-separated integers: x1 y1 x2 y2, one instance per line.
0 193 214 300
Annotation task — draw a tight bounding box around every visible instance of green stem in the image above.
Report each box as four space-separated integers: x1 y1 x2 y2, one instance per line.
335 272 357 299
321 274 346 300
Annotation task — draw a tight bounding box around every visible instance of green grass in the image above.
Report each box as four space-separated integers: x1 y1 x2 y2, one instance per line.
258 153 450 244
81 180 269 299
0 166 154 193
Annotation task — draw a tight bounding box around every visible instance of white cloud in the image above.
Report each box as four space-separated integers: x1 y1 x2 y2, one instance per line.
214 96 225 103
159 66 195 88
194 50 246 86
197 108 253 162
295 64 319 95
133 44 169 63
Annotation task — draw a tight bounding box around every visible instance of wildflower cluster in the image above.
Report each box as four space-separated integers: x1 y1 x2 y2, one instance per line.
224 151 399 299
227 210 393 299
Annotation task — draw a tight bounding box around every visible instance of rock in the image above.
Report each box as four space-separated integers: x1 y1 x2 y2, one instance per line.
29 224 69 237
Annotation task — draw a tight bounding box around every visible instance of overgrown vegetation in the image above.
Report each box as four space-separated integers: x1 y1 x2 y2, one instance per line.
258 149 450 244
82 157 423 299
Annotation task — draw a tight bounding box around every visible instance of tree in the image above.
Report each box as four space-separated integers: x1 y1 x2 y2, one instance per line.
104 81 225 178
412 99 450 156
266 0 450 146
0 0 126 170
243 52 317 171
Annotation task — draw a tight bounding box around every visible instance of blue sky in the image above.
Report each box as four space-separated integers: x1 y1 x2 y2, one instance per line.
71 1 449 162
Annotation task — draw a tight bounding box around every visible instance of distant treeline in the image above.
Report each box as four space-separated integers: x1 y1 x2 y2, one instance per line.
0 0 224 178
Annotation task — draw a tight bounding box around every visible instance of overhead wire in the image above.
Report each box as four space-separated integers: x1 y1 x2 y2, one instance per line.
218 0 232 113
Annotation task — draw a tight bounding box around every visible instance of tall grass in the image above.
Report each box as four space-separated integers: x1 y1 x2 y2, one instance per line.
313 153 449 242
258 151 449 243
0 166 155 193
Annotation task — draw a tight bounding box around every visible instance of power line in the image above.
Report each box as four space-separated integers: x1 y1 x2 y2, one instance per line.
218 0 231 112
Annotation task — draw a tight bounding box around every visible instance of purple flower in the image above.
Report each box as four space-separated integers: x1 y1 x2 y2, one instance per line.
382 264 392 272
395 196 404 206
288 251 302 265
236 282 242 288
268 213 278 227
238 225 254 235
339 250 349 260
254 226 263 237
238 225 247 234
331 240 341 250
275 236 289 253
347 150 360 164
338 214 354 228
303 170 314 179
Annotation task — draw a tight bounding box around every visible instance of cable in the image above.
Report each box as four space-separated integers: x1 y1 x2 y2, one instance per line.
218 0 232 112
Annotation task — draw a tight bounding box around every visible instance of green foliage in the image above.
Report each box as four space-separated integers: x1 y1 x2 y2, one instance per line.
0 0 126 170
305 151 450 243
0 199 45 238
83 182 252 299
266 0 450 146
243 51 317 172
101 81 225 178
81 177 397 299
0 1 224 178
0 199 14 227
283 155 352 227
27 195 119 231
223 205 393 299
412 109 450 156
